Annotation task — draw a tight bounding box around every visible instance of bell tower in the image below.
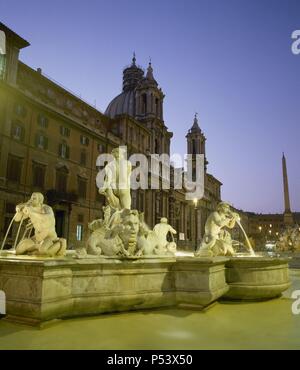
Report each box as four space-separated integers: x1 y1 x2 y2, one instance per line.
135 61 164 122
186 113 208 179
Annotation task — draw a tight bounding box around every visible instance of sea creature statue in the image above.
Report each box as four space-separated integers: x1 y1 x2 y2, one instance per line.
83 146 177 258
276 225 300 252
1 192 66 257
195 202 254 257
85 207 176 257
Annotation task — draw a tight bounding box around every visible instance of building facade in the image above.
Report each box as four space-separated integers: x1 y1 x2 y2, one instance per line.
0 23 222 250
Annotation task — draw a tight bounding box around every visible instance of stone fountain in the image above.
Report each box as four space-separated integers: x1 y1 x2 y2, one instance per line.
195 201 291 300
0 148 291 326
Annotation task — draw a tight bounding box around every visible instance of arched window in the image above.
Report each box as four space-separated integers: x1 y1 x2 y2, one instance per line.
192 139 197 155
155 98 159 116
142 93 147 114
155 138 160 154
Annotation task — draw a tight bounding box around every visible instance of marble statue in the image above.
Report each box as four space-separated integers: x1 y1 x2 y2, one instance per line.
98 147 132 210
195 202 241 257
153 218 177 254
12 193 66 257
85 207 176 257
82 147 177 258
277 225 300 252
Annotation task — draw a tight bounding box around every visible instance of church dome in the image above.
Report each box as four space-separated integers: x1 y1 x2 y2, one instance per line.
105 54 143 119
105 90 135 119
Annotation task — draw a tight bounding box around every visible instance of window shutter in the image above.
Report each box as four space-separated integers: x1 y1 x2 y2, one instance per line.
66 145 70 159
58 143 62 156
44 137 48 150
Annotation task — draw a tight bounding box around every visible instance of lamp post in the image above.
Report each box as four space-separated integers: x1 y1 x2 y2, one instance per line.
193 198 198 251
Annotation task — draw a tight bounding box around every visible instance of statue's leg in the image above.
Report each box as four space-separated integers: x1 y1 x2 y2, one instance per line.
119 190 131 209
37 238 55 256
15 238 36 255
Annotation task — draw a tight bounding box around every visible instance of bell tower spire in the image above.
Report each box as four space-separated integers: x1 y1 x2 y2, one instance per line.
186 113 208 177
135 59 164 122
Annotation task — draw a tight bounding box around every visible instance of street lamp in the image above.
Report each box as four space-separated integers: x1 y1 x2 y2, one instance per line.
193 198 198 251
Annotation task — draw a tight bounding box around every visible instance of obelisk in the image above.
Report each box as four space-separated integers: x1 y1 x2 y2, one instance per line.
282 153 294 225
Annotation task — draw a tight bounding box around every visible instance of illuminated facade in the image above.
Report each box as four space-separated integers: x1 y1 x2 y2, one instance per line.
0 23 222 250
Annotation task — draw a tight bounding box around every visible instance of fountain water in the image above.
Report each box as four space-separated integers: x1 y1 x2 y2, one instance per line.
236 219 255 256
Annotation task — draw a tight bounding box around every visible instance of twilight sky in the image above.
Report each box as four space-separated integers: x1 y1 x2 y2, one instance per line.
1 0 299 213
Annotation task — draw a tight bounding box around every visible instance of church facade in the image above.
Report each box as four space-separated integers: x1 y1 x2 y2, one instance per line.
0 23 222 250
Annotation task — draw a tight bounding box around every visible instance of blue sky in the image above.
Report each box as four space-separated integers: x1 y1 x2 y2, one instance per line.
1 0 299 213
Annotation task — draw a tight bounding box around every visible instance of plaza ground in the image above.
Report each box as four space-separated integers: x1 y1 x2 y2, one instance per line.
0 270 299 350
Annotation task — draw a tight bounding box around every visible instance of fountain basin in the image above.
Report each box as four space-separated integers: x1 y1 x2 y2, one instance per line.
0 254 228 326
223 256 291 300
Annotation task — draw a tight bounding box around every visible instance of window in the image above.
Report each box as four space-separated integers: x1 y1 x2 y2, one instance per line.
76 224 84 241
60 126 70 137
155 139 160 153
155 98 159 115
142 94 147 114
78 177 87 199
59 143 70 159
37 114 48 128
192 139 197 155
32 163 46 188
56 168 68 193
7 154 22 183
80 150 87 166
80 135 89 146
11 123 24 141
35 133 48 150
14 103 26 117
